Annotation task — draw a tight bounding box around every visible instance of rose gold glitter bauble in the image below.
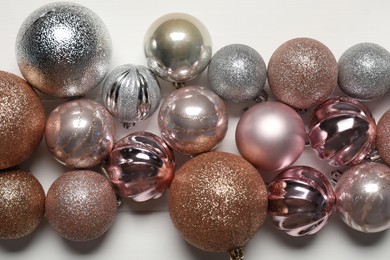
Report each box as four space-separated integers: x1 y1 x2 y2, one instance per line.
0 169 45 239
376 108 390 165
45 170 117 241
169 152 268 254
0 71 45 170
268 37 338 109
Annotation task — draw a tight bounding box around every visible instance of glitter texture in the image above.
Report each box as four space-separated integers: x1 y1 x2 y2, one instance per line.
0 71 45 170
0 169 45 239
376 108 390 165
169 152 268 252
15 2 112 97
335 162 390 233
102 64 161 128
268 37 338 109
338 42 390 101
45 170 117 241
208 44 267 103
45 99 115 168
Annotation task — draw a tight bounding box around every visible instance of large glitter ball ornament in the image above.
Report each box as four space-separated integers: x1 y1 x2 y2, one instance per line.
338 43 390 101
376 108 390 165
0 71 45 170
45 170 117 241
308 97 376 167
335 162 390 233
169 152 268 255
45 99 115 168
208 44 267 103
268 37 338 109
15 2 112 97
0 169 45 239
144 13 212 84
235 101 306 172
104 132 175 202
102 64 161 129
158 86 228 155
268 166 335 236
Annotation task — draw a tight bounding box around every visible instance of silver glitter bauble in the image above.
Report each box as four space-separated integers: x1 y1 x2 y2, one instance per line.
102 64 161 129
208 44 267 103
144 13 212 84
15 2 112 97
338 43 390 101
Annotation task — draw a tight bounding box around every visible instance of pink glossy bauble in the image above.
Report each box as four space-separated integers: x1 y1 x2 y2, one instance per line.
235 101 306 172
158 86 228 155
104 132 175 202
268 166 335 236
335 162 390 233
308 97 376 167
45 99 115 168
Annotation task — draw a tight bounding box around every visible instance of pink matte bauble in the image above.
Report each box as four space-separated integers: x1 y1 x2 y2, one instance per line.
235 101 306 172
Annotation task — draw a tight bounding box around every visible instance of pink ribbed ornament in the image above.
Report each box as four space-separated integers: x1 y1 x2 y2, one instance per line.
268 166 335 236
308 97 376 167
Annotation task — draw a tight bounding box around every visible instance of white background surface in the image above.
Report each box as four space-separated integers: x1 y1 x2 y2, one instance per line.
1 0 390 259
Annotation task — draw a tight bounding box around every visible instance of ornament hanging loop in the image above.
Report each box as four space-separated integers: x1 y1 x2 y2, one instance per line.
228 247 244 260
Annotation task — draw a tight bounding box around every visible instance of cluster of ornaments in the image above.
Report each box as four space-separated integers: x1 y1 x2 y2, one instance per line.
2 2 390 260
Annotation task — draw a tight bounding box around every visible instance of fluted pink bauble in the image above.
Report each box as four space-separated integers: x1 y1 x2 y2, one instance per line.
308 97 376 167
268 166 335 236
45 99 115 168
158 86 228 155
235 101 306 172
335 162 390 233
105 132 175 202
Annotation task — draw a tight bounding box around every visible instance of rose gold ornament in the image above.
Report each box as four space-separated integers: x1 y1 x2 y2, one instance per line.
45 170 117 241
45 99 115 168
169 152 267 257
0 169 45 239
308 96 376 167
104 132 175 202
376 108 390 165
235 101 306 172
268 37 338 109
158 86 228 155
268 166 335 236
0 71 45 170
335 162 390 233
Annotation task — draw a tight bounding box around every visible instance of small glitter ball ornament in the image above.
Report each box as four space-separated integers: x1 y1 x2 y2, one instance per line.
104 131 175 202
207 44 267 103
376 108 390 165
102 64 161 129
169 152 268 255
144 13 212 84
15 2 112 97
268 37 338 109
0 71 45 170
45 99 115 168
235 101 306 172
45 170 117 241
308 97 376 167
338 43 390 101
335 162 390 233
268 166 335 236
158 86 228 155
0 169 45 239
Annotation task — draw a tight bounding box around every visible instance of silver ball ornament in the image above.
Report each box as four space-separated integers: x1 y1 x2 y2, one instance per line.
15 2 112 97
338 42 390 101
208 44 267 103
144 13 212 84
102 64 161 129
